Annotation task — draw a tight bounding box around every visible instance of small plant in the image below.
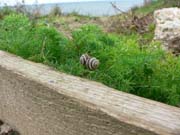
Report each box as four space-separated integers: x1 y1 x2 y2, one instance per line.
0 4 15 18
49 5 62 17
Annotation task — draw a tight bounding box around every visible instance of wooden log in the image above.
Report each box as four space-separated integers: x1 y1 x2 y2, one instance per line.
0 50 180 135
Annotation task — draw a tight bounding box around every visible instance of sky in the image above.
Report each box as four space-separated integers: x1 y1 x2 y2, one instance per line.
0 0 109 6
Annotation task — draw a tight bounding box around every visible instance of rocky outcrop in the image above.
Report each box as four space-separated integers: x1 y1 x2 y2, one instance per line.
154 8 180 55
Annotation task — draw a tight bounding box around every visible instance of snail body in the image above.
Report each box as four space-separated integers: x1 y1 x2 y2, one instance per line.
80 54 99 70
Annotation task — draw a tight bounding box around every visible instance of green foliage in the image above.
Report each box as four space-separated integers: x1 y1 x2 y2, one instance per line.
0 14 69 64
134 0 164 15
66 11 92 19
72 25 117 56
133 0 180 15
163 0 180 7
69 25 180 106
0 6 15 18
0 14 180 107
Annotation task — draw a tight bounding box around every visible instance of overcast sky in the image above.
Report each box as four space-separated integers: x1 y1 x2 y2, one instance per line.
0 0 108 6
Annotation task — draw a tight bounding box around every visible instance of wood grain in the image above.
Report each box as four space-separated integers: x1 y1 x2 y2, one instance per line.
0 50 180 135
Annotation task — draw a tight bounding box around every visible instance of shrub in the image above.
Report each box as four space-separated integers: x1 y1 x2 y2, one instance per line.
72 25 117 55
70 25 180 106
0 14 69 64
0 5 15 18
49 5 62 17
0 14 32 56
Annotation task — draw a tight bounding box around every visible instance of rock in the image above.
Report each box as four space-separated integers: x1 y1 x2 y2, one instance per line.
154 8 180 55
0 124 13 135
0 122 20 135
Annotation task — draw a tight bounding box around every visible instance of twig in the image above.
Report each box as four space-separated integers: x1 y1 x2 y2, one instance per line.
110 2 132 19
41 37 47 60
110 2 126 14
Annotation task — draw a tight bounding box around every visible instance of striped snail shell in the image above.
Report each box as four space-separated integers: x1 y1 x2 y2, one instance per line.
80 54 91 65
86 57 99 70
80 54 100 70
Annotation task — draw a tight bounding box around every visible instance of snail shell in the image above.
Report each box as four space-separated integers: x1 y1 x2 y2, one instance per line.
80 54 99 70
80 54 90 65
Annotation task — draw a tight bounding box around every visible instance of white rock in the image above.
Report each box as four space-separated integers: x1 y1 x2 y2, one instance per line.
154 8 180 54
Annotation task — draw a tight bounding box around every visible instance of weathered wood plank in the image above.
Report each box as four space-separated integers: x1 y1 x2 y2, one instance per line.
0 50 180 135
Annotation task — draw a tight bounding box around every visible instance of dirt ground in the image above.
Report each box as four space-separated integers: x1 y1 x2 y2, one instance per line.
42 15 111 38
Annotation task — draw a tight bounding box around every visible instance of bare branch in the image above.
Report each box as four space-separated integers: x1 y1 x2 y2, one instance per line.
110 2 126 14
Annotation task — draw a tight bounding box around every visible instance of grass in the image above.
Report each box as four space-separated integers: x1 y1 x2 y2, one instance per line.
133 0 165 15
0 13 180 107
133 0 180 15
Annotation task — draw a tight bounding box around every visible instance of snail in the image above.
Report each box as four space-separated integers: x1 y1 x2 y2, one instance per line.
80 54 100 70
